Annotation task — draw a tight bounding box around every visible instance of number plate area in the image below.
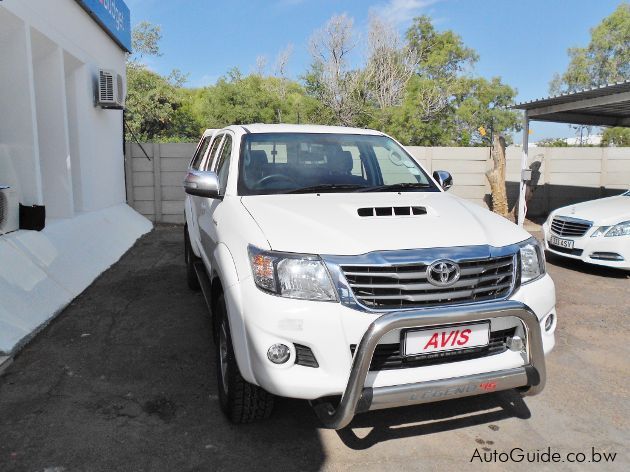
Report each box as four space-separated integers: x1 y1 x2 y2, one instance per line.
403 322 490 357
550 235 574 249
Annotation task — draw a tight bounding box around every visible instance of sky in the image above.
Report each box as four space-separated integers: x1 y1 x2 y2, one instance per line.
124 0 624 141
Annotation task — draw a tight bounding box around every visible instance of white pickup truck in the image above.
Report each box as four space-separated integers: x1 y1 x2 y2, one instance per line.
183 124 556 429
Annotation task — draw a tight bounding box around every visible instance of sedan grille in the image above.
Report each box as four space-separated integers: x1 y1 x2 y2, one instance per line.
341 255 516 309
551 216 592 237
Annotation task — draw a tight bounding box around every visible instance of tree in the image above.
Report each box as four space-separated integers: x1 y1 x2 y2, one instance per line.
551 4 630 93
373 16 520 147
307 14 366 126
125 22 201 142
130 21 162 64
364 15 418 109
550 4 630 145
453 77 521 146
601 127 630 146
536 138 569 147
126 67 199 141
190 69 324 129
486 135 508 217
406 15 478 80
379 15 520 146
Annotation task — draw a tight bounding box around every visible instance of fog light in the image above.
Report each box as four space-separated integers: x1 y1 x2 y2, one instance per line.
506 335 524 352
267 344 290 364
545 313 555 332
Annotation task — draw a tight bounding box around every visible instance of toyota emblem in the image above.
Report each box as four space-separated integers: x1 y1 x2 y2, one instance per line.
427 260 460 287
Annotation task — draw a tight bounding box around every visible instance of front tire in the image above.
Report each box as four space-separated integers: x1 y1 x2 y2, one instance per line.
215 294 274 423
184 224 201 291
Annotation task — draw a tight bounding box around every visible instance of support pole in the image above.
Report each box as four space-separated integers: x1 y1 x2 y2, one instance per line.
517 113 529 227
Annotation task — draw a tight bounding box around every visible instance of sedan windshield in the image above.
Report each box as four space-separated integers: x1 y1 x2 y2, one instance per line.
237 133 439 195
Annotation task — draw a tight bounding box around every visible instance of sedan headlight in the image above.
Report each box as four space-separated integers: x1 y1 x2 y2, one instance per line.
590 226 611 238
604 221 630 237
519 238 545 284
248 245 337 301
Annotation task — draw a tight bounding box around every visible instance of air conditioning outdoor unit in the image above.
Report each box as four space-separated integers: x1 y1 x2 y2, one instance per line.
96 68 125 109
0 148 19 234
0 186 19 234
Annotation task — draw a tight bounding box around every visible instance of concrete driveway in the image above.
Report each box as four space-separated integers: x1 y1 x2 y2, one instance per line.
0 225 628 471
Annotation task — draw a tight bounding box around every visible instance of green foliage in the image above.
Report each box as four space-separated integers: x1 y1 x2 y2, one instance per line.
550 3 630 147
536 138 569 147
189 70 327 129
130 21 162 63
551 3 630 93
125 65 201 142
601 127 630 146
126 17 521 145
406 15 478 79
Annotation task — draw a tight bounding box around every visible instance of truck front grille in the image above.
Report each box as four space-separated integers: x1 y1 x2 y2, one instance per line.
350 328 516 371
551 216 592 237
341 255 515 309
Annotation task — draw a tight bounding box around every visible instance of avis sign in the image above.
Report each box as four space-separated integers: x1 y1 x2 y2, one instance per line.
75 0 132 52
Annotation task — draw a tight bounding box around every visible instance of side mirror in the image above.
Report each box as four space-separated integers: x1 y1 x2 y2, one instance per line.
433 170 453 191
184 170 220 198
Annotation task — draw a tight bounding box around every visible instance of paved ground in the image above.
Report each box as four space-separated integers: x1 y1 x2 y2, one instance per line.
0 225 628 472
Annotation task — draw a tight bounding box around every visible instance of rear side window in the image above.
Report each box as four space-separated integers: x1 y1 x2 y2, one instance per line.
203 135 224 171
190 136 211 170
215 135 232 194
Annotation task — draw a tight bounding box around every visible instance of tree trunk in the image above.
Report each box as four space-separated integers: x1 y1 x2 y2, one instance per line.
485 135 509 218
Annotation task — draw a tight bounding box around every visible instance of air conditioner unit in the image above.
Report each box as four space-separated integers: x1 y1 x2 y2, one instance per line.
96 68 125 109
0 186 19 234
0 148 20 234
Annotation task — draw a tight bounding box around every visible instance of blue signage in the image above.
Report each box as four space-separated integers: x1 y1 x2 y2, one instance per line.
75 0 132 52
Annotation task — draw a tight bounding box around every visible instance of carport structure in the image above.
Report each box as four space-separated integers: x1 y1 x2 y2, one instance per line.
513 80 630 226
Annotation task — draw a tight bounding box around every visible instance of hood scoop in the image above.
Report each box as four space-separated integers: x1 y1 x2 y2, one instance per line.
357 206 427 217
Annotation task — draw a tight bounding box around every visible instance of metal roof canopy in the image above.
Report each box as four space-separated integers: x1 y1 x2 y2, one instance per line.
511 80 630 226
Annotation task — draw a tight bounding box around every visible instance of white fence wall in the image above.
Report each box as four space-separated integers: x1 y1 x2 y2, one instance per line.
125 143 630 224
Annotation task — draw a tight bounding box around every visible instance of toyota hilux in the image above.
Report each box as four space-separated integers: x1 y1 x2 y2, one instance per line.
183 124 556 429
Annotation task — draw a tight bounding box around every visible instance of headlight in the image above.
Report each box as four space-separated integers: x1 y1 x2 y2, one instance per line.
519 238 545 284
248 245 337 301
604 221 630 237
590 226 611 238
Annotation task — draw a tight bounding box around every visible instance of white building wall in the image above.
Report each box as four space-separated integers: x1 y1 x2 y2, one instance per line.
0 0 151 355
1 0 129 214
0 8 42 206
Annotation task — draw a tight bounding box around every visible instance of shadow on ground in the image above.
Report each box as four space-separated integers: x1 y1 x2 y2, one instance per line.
338 390 530 450
0 226 538 471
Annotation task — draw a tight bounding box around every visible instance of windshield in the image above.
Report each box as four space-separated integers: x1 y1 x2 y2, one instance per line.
237 133 439 195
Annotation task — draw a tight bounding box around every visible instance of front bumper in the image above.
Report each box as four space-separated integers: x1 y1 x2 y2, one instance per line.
221 270 554 426
542 223 630 270
312 300 544 429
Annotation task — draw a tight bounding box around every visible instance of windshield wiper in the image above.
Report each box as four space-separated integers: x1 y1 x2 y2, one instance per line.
356 182 432 192
282 184 368 194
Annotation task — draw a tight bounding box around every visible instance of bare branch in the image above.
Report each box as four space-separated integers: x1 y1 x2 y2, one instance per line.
254 55 267 77
308 14 364 125
365 15 419 109
273 44 294 79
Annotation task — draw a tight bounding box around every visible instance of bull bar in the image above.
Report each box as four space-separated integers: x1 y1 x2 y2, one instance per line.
313 300 546 430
